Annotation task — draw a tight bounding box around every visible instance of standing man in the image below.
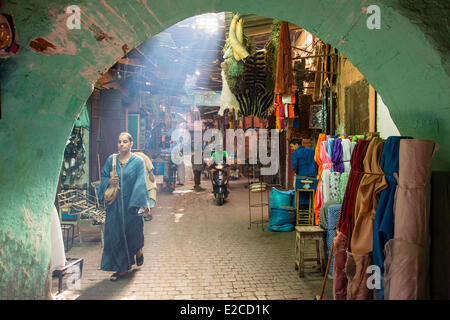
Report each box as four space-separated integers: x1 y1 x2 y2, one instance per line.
191 140 205 191
172 138 186 186
290 138 317 208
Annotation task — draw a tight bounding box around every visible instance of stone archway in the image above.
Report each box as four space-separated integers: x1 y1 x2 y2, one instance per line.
0 0 448 298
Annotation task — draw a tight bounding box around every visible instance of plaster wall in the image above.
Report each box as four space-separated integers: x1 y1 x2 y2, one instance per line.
0 0 449 298
377 93 401 139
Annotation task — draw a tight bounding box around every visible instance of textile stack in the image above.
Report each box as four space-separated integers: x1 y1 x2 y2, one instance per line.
384 139 438 300
313 134 356 226
272 93 299 132
327 136 438 300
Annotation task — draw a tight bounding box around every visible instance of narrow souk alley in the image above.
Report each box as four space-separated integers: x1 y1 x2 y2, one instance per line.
52 169 333 300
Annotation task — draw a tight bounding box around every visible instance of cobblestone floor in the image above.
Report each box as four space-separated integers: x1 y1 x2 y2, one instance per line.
53 174 333 300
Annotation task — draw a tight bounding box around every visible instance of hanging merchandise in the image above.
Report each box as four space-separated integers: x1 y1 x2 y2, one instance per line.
274 21 293 95
228 14 250 61
219 69 240 116
341 138 352 172
61 127 87 187
384 139 438 300
326 203 341 277
329 172 341 202
313 133 327 224
221 14 274 119
347 137 387 300
312 43 337 103
338 171 349 203
372 136 412 300
333 139 369 300
327 137 335 163
321 86 328 132
313 42 324 102
267 111 276 129
320 140 333 206
332 138 344 173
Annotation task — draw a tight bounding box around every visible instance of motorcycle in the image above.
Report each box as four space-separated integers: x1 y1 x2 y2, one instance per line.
211 163 229 205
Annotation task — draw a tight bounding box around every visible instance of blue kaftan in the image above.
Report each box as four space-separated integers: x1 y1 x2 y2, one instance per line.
97 153 149 272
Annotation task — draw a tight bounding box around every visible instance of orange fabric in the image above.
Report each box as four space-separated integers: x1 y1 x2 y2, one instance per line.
288 105 295 118
350 137 387 254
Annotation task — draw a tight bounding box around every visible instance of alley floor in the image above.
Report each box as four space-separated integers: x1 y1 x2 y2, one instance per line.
53 170 333 300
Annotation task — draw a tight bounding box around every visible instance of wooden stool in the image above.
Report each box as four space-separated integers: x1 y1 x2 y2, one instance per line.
294 226 327 277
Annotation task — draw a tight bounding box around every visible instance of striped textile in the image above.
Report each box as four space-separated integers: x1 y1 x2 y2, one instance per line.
233 50 274 119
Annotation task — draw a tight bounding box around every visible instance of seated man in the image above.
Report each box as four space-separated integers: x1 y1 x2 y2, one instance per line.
290 138 317 208
209 150 231 193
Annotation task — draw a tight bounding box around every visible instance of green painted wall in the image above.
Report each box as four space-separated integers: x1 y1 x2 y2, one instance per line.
0 0 448 299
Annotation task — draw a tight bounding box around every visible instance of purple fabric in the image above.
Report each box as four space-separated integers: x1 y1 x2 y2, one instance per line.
332 138 344 173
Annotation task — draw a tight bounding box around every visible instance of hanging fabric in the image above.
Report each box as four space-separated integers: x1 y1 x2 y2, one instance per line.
338 139 370 238
372 136 412 300
332 138 344 173
288 105 295 118
274 21 293 95
333 139 370 300
329 172 341 202
384 139 438 300
341 139 352 172
350 137 387 254
321 86 328 132
321 139 333 195
338 172 349 203
327 137 335 162
346 137 387 300
313 134 328 224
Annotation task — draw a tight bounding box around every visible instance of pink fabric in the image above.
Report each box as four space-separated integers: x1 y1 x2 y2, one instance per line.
333 231 348 300
321 140 333 171
385 139 438 300
345 251 374 300
314 141 333 216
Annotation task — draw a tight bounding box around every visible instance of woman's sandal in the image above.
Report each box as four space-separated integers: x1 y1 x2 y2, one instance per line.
110 272 127 281
136 252 144 266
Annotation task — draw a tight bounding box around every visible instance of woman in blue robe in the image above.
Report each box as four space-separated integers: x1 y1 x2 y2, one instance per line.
97 133 149 281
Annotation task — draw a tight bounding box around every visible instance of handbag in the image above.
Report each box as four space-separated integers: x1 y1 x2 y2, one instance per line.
104 154 119 206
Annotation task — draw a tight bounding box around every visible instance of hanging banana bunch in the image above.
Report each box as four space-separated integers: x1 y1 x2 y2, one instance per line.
228 14 249 61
